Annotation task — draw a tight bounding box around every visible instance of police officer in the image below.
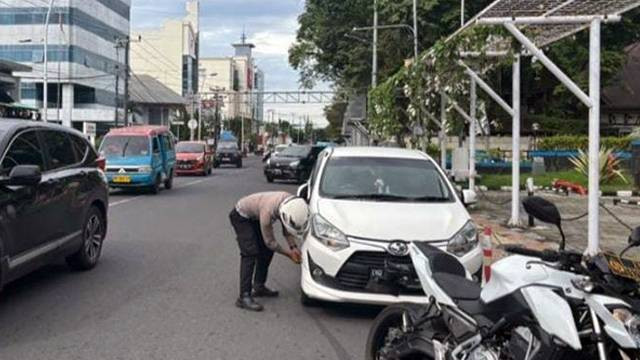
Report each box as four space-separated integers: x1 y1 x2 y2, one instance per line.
229 191 309 311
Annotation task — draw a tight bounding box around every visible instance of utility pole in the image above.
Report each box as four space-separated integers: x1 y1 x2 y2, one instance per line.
43 0 55 123
413 0 418 61
123 36 130 127
372 0 378 87
114 64 120 127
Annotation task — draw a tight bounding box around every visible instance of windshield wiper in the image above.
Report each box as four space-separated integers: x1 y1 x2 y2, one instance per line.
331 194 411 201
331 194 450 202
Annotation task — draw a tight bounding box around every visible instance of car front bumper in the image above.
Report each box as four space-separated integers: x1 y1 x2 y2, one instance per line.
300 233 482 305
106 173 155 187
264 167 301 180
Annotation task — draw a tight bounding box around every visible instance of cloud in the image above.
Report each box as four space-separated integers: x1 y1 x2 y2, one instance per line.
131 0 333 126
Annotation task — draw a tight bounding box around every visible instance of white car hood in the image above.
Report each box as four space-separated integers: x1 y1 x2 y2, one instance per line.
316 198 470 242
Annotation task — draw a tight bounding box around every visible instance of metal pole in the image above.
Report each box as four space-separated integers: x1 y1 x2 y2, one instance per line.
190 92 195 141
43 0 55 123
412 0 418 61
372 0 378 87
123 36 130 126
461 0 465 27
587 19 601 255
510 55 522 227
469 78 476 191
440 91 447 170
198 94 203 140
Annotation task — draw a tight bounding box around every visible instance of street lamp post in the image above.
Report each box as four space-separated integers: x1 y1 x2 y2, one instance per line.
372 0 378 87
43 0 55 123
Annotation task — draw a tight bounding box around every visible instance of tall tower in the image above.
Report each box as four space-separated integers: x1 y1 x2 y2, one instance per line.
232 31 255 58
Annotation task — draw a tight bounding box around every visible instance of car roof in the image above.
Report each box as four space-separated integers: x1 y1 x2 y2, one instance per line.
177 141 206 145
329 146 431 161
106 125 170 137
0 118 86 137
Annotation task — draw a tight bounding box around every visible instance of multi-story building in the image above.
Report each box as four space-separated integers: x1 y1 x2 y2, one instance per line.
0 0 130 129
199 35 264 124
130 0 199 98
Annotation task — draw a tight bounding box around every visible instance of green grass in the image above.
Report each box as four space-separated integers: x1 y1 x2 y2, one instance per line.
477 170 636 193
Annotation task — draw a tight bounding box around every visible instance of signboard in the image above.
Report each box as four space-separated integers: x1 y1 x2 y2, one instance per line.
604 112 640 127
188 119 198 130
83 122 96 137
171 121 185 126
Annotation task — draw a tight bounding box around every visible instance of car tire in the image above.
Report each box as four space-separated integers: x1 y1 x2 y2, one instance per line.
213 162 219 169
164 170 174 190
150 175 161 194
66 206 105 271
300 289 319 307
207 166 212 176
236 160 243 168
266 175 274 183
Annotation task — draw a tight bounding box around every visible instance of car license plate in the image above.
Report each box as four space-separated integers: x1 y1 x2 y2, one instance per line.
222 157 230 161
112 175 131 184
180 165 190 169
604 252 640 282
273 169 282 175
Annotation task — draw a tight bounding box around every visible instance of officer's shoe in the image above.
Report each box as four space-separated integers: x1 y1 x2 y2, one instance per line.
235 293 264 312
253 285 279 298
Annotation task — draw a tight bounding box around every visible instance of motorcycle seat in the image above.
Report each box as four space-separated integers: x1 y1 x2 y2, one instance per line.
432 272 481 300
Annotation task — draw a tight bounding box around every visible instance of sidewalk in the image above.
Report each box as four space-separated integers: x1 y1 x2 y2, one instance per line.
469 191 640 259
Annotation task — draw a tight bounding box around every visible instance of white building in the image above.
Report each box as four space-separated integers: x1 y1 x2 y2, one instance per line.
199 35 264 124
0 0 131 129
130 0 199 97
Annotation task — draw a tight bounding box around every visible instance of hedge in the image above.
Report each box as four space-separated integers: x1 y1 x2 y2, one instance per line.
538 135 633 152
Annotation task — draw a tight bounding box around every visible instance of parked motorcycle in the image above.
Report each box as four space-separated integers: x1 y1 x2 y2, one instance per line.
366 196 640 360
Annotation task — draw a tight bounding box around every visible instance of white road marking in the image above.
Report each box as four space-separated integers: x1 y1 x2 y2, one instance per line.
109 178 212 208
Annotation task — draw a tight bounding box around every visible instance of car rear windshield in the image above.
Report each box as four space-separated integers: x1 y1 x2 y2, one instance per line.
217 142 238 150
99 136 150 157
176 143 205 153
320 157 453 202
279 146 310 158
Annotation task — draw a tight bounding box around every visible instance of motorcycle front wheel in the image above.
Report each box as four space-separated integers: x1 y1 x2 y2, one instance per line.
365 304 434 360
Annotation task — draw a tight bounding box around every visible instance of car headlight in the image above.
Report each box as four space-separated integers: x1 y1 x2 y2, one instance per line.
138 165 153 173
312 214 349 251
289 160 300 168
447 221 478 257
266 158 271 166
613 308 640 345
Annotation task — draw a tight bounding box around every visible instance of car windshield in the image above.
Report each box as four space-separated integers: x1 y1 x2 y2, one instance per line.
100 135 150 157
320 157 453 202
274 145 288 153
176 143 205 153
217 142 237 151
279 146 310 158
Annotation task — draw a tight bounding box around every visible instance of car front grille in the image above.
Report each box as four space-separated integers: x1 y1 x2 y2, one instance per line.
335 251 421 294
106 167 139 173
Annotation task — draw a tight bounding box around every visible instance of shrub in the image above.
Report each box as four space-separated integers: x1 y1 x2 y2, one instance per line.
569 149 628 185
538 135 632 152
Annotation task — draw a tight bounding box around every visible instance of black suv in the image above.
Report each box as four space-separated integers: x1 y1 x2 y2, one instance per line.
264 145 325 184
0 120 109 291
214 141 242 168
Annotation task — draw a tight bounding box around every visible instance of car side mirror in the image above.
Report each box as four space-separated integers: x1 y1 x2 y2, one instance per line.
297 183 310 201
3 165 42 187
461 189 477 207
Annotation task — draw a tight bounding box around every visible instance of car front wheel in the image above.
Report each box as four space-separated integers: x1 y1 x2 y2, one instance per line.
66 206 105 271
164 170 174 189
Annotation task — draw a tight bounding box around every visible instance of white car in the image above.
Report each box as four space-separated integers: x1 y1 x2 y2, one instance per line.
297 147 482 306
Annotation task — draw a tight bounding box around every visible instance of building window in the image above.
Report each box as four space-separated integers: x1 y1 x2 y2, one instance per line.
74 85 96 107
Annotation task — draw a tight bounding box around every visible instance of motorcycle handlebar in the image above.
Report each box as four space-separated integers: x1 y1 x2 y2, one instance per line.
503 246 560 262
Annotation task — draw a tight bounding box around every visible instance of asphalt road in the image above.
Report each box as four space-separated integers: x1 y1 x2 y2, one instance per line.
0 156 379 360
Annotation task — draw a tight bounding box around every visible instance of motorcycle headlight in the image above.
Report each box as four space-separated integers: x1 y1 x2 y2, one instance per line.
290 160 300 168
447 221 478 257
312 214 349 251
613 308 640 345
138 165 152 173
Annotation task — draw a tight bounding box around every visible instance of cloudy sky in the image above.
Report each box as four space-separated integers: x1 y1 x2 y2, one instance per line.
131 0 331 127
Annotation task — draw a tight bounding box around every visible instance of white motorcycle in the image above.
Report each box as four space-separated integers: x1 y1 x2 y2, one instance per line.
366 196 640 360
